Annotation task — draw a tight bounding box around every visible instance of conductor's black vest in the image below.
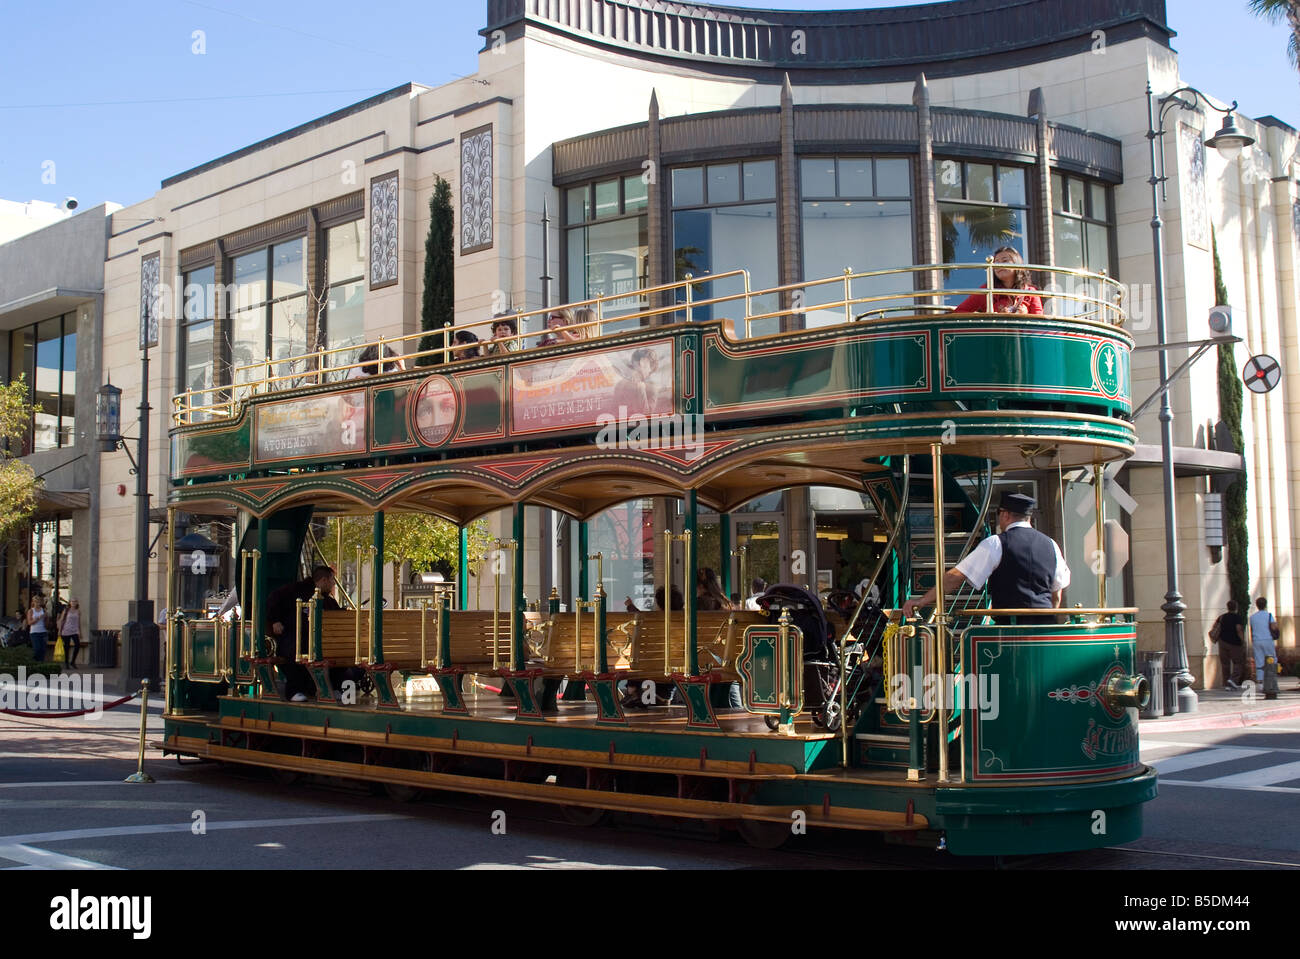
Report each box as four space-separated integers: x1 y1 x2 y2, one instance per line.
987 525 1057 611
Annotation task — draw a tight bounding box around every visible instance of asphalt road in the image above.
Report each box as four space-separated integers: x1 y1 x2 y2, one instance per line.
1 702 1298 873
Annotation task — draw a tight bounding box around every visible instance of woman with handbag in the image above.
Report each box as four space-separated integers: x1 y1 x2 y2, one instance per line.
58 599 82 669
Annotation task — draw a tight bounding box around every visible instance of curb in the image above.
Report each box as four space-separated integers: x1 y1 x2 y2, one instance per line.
1140 701 1300 733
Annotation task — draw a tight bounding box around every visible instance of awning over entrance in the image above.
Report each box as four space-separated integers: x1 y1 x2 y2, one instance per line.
33 488 89 515
1127 445 1245 478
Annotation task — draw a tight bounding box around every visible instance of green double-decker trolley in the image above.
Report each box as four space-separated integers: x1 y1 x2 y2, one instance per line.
162 261 1155 856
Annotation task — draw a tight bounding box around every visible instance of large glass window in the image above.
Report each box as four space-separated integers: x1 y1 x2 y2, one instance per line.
566 176 650 334
937 159 1030 306
1051 173 1115 316
801 157 914 328
229 237 308 385
672 159 779 333
28 516 72 612
181 265 216 418
324 221 366 378
9 313 77 453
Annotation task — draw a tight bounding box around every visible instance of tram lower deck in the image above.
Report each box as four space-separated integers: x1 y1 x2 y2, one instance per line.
162 262 1155 857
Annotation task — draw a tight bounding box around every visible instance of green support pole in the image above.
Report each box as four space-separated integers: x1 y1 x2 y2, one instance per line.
512 503 526 670
578 520 590 602
686 489 698 677
719 511 732 601
595 586 608 674
437 597 451 669
372 511 384 663
458 526 469 610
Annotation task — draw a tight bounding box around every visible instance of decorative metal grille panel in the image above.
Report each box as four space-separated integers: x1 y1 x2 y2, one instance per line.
369 172 399 289
461 125 494 255
139 252 160 349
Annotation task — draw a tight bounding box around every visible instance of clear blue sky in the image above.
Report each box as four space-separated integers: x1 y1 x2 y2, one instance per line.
0 0 1294 211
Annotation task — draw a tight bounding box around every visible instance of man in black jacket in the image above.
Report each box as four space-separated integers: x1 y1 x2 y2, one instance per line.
903 492 1070 625
266 566 340 702
1212 599 1246 690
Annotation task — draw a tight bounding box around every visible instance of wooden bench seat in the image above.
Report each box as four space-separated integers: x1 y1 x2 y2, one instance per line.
627 609 768 680
319 609 368 664
530 611 637 676
445 609 539 671
315 608 539 672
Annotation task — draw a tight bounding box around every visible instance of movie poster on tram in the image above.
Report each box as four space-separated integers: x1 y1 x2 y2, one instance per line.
255 390 368 462
510 340 675 435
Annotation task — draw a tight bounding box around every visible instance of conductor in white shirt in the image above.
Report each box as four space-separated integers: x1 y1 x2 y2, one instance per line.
902 491 1070 625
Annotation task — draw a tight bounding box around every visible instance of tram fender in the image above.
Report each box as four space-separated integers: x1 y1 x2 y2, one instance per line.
933 766 1157 816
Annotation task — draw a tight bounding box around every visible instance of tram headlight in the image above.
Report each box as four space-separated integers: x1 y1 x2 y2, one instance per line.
1104 673 1150 711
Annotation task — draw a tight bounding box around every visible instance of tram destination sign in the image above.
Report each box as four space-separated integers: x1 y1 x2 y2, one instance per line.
255 390 368 463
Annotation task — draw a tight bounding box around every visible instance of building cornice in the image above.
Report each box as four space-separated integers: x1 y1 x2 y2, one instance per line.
483 0 1171 82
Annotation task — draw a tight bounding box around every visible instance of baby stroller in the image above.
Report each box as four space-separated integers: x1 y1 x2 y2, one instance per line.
820 591 890 733
755 584 838 729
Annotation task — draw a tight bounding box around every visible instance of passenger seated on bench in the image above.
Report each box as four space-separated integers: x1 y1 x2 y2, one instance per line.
623 585 685 709
695 570 743 710
266 566 341 703
657 584 684 612
696 568 736 611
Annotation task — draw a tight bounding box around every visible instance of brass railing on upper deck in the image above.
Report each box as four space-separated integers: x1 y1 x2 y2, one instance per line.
173 260 1125 426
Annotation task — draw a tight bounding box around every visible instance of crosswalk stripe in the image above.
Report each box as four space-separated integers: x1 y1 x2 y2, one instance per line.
1199 759 1300 788
1157 779 1300 795
1142 738 1300 757
1145 746 1260 775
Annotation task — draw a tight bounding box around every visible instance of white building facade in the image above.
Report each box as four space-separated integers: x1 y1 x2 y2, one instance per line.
95 0 1298 682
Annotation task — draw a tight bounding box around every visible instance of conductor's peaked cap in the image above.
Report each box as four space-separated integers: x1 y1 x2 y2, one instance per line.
998 491 1036 514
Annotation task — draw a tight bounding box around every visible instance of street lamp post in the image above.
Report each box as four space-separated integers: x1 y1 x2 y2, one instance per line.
1144 83 1254 715
97 354 159 687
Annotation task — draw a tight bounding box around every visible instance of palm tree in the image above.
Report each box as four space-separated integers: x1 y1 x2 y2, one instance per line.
1248 0 1300 70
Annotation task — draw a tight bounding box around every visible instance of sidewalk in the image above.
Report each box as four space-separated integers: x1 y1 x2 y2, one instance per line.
1139 675 1300 733
86 664 1300 730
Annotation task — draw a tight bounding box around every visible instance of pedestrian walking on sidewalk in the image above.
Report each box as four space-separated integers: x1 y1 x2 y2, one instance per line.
57 599 82 669
26 594 48 662
1211 599 1246 689
1248 597 1280 684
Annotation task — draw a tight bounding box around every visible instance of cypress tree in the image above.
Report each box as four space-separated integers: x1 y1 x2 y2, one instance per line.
1213 229 1249 611
420 176 454 364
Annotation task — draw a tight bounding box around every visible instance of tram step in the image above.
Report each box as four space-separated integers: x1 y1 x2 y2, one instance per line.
855 732 914 770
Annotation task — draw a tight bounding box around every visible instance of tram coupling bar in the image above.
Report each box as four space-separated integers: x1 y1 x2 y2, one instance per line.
1104 674 1150 711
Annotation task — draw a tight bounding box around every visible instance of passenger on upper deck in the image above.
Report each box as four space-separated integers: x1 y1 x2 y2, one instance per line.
951 247 1044 316
347 344 406 379
537 309 572 347
483 315 519 356
901 491 1069 626
568 308 595 341
451 329 482 359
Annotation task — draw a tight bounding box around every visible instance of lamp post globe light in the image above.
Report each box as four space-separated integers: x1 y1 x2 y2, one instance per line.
95 381 122 453
1145 83 1254 715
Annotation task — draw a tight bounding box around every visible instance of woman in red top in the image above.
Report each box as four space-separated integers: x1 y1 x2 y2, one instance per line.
952 246 1043 315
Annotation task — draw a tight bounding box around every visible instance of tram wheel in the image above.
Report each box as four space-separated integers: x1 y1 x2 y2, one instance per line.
764 716 780 731
737 818 790 850
384 781 421 803
556 767 609 827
